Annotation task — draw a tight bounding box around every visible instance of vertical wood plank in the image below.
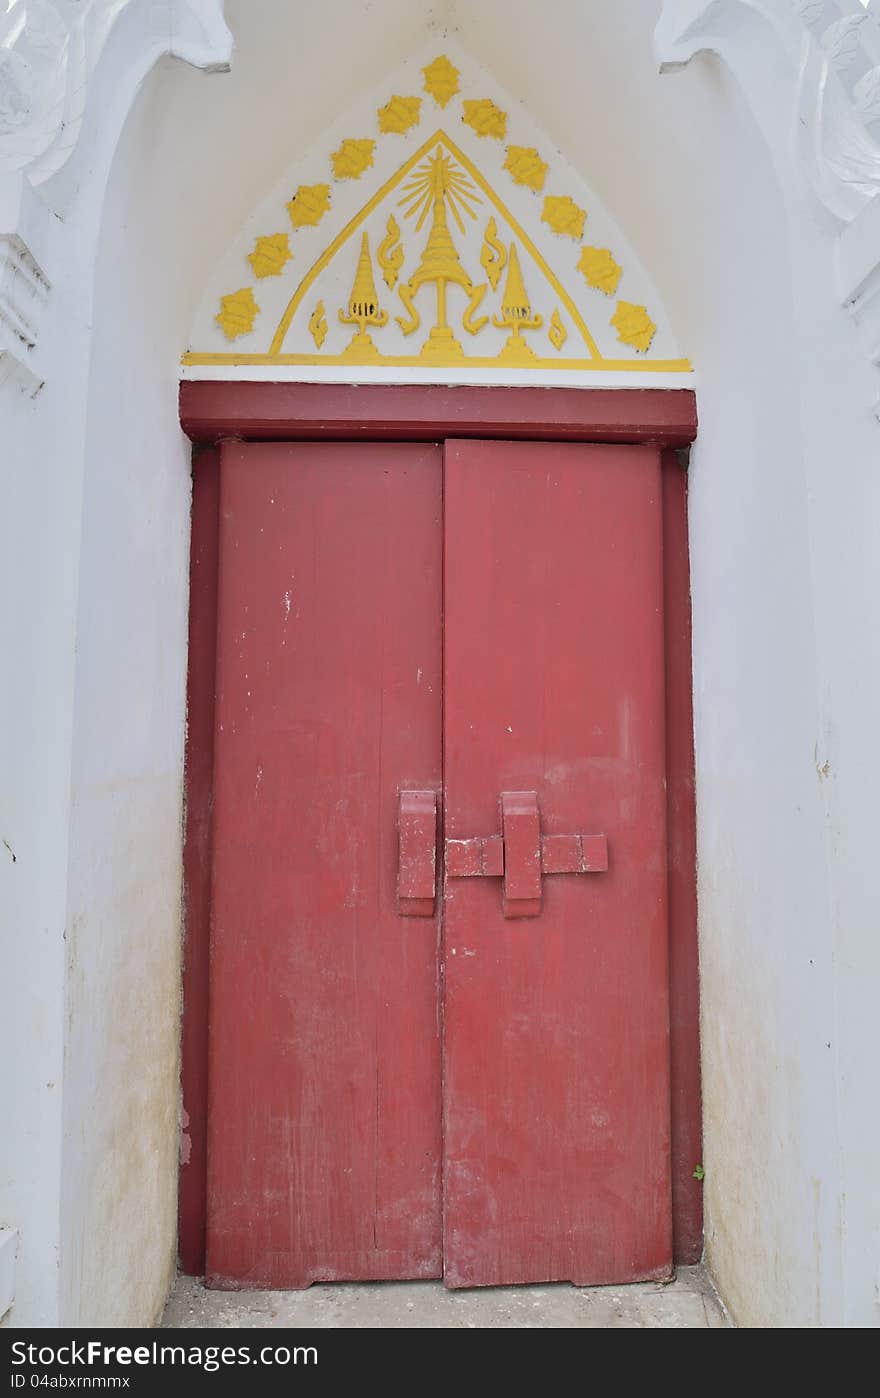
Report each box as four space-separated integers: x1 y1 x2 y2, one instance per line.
442 439 673 1288
206 442 443 1287
662 450 703 1263
179 445 220 1276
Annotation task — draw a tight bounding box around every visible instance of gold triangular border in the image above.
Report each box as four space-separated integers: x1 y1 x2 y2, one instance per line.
267 129 600 363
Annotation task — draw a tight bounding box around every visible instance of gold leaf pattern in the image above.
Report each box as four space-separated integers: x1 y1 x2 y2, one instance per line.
578 246 622 296
423 55 460 108
480 217 507 291
331 139 376 180
462 98 507 140
216 288 259 341
542 195 586 240
611 301 656 353
548 308 567 351
377 215 404 290
308 300 327 350
287 184 331 229
247 233 292 279
378 95 421 135
462 283 488 336
504 145 548 192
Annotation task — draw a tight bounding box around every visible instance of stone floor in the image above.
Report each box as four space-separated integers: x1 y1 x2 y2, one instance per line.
162 1265 728 1329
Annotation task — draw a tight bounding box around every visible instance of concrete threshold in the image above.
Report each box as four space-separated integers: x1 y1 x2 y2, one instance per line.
162 1264 727 1329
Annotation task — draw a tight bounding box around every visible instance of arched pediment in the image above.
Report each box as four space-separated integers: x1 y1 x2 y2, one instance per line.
183 41 692 385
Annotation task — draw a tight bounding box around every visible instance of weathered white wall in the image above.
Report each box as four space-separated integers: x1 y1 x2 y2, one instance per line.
2 0 878 1327
0 367 70 1324
57 73 196 1323
0 0 235 1328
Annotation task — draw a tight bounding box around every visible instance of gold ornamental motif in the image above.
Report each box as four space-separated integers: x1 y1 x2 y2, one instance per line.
394 147 487 360
578 246 622 295
263 134 610 366
339 233 388 359
186 124 691 374
308 301 327 349
378 96 421 135
248 233 292 279
215 287 259 340
423 55 460 108
331 139 376 180
480 218 507 291
286 184 331 229
504 146 548 192
462 98 507 139
548 308 567 351
542 195 586 240
377 215 405 289
493 243 542 362
611 301 656 353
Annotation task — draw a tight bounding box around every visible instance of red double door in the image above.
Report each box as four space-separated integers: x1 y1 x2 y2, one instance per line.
206 438 671 1289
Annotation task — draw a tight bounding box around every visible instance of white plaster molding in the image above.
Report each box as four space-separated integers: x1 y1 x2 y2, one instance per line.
655 1 880 222
0 2 233 185
656 0 880 413
0 1 231 389
0 169 51 393
0 234 47 350
0 233 49 393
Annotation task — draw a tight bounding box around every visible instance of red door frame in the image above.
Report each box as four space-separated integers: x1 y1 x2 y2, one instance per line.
178 382 702 1275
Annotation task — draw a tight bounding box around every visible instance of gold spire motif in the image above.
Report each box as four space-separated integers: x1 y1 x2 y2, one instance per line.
338 233 388 359
396 147 488 360
493 243 543 362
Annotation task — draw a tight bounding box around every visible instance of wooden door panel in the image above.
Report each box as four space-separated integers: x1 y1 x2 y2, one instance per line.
442 439 672 1288
206 441 443 1288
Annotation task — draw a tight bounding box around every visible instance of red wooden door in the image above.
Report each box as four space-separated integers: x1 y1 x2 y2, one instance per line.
205 436 672 1289
206 441 443 1288
442 440 671 1287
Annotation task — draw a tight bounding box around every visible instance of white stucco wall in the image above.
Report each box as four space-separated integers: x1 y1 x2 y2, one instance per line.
1 0 878 1327
0 375 70 1325
58 73 197 1322
0 0 235 1329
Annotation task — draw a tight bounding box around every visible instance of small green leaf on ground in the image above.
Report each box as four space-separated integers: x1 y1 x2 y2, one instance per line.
693 1164 705 1181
